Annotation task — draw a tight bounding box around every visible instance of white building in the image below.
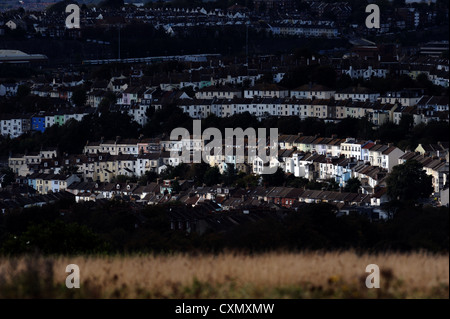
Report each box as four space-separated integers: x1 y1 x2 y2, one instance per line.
0 116 30 138
128 103 150 126
342 65 388 81
340 138 369 160
290 84 335 100
335 87 380 102
244 84 289 99
0 83 18 96
195 86 242 100
368 144 405 172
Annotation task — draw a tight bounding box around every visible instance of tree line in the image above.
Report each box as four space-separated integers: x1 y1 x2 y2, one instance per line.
0 199 447 255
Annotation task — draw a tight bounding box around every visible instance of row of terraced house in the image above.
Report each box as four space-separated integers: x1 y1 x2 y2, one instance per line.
7 135 449 200
178 84 449 125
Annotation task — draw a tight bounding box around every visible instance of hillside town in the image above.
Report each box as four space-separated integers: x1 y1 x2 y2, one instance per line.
0 0 449 221
2 131 448 212
0 0 447 38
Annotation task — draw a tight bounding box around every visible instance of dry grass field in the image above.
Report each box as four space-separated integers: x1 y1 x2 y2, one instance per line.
0 251 448 299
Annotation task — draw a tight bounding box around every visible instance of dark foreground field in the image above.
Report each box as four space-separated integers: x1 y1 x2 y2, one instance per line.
0 251 448 299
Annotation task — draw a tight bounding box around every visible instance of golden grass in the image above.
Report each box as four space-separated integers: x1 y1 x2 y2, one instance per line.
0 251 448 298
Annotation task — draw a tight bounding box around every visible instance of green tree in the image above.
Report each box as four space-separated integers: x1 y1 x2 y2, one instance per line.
172 179 181 193
399 113 414 131
204 166 222 186
71 88 87 107
386 160 433 202
98 98 111 112
312 66 337 88
139 171 159 185
344 178 361 193
235 172 259 188
286 175 309 188
262 167 286 187
306 180 326 190
0 167 15 187
98 92 117 112
1 220 107 255
324 179 340 191
223 163 237 186
16 85 30 99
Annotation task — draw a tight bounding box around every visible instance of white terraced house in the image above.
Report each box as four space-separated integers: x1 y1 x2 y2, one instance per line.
244 84 289 99
0 116 30 138
290 84 336 100
334 87 380 102
340 138 369 161
195 86 242 100
367 144 405 172
128 103 151 126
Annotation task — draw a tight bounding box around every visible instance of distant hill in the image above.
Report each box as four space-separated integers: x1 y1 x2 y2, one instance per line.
46 0 129 13
46 0 80 13
99 0 124 9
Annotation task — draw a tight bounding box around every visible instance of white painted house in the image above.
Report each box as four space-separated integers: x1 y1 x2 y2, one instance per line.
244 84 289 99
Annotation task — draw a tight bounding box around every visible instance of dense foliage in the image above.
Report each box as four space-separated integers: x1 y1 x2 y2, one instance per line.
386 160 434 200
0 200 448 255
